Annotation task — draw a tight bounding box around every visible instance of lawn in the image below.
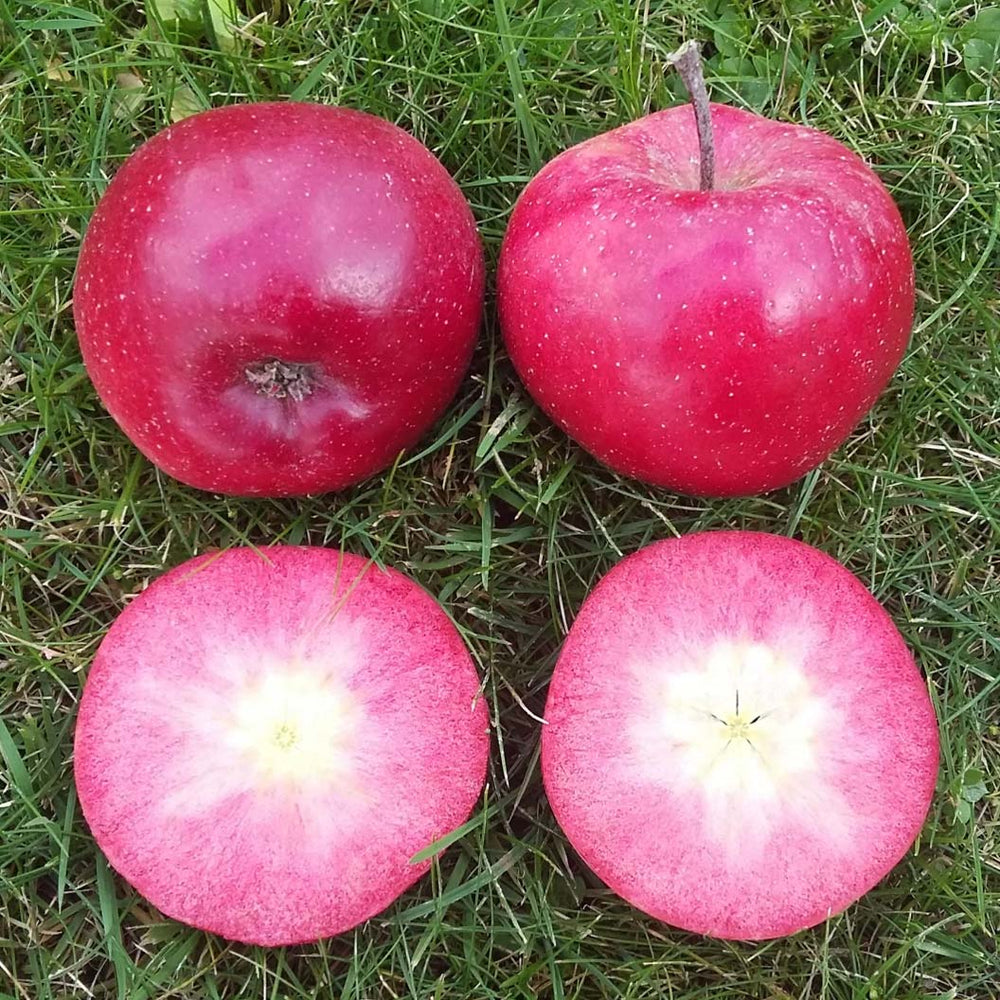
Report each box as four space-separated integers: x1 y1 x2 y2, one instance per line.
1 1 998 998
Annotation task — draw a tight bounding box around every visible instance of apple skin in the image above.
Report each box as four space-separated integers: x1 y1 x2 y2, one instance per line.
498 103 914 496
74 102 484 496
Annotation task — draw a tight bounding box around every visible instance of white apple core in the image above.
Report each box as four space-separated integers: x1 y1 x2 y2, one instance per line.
148 639 372 822
631 639 849 857
225 668 362 786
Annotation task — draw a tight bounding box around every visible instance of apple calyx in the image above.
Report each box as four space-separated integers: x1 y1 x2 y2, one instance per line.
244 359 317 402
665 40 715 191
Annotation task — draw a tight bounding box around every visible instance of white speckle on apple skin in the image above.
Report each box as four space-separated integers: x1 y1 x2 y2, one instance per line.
497 103 914 497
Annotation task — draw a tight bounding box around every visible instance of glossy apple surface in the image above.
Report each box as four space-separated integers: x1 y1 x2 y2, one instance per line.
542 531 938 940
498 104 914 496
74 546 490 945
74 102 484 496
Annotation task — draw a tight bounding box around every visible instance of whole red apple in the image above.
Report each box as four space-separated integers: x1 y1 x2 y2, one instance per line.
542 531 938 939
74 102 484 496
498 77 914 496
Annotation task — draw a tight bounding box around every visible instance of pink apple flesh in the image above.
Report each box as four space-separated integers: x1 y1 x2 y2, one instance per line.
74 102 484 496
541 531 938 940
498 103 915 496
74 547 490 945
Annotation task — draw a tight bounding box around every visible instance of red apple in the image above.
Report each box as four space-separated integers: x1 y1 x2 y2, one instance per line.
498 94 914 496
542 531 938 940
74 102 484 496
74 547 490 945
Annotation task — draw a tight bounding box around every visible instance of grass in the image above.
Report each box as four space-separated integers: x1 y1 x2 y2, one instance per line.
1 0 998 997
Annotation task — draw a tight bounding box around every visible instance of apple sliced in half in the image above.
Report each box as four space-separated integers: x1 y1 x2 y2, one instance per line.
74 547 489 946
542 531 938 940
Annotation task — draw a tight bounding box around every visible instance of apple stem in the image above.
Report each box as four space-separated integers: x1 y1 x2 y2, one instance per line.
244 359 316 402
666 40 715 192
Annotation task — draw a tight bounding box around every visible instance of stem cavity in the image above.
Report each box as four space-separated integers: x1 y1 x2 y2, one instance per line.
666 40 715 192
244 359 317 402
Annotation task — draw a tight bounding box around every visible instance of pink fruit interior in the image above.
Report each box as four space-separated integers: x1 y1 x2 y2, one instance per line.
74 547 489 945
542 531 938 940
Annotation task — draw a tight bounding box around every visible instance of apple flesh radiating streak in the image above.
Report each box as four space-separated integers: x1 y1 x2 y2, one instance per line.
74 102 484 497
74 547 490 946
541 531 938 940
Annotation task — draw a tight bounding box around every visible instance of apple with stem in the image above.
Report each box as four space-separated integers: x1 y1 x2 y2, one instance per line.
498 41 915 497
74 546 490 945
541 531 939 939
74 102 484 496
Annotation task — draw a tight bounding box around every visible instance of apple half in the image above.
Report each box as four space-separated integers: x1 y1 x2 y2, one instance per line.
541 531 938 939
74 547 490 945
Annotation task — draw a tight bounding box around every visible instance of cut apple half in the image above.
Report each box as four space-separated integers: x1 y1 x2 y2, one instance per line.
541 531 938 940
74 547 490 945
